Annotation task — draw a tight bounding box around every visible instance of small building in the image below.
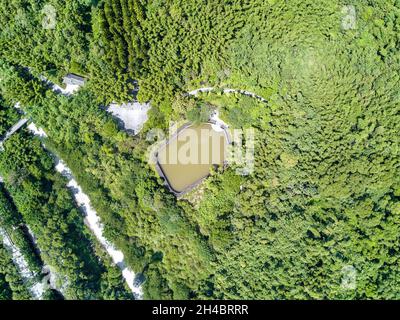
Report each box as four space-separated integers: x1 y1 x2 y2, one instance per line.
63 73 86 87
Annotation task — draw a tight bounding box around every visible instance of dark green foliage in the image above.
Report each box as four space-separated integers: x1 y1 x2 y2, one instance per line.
1 0 400 300
42 288 64 300
0 0 92 79
0 185 44 274
0 272 12 300
0 243 31 300
88 0 148 103
0 127 132 300
0 97 19 137
0 63 214 299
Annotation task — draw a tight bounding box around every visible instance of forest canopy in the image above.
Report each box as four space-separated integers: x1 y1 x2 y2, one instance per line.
0 0 400 300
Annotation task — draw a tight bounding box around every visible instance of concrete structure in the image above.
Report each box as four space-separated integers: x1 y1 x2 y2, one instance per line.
62 73 86 87
188 87 268 103
0 118 29 150
107 102 151 134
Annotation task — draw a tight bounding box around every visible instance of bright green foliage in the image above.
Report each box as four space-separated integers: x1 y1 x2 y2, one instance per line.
0 63 215 300
1 0 400 300
0 128 133 300
0 0 91 80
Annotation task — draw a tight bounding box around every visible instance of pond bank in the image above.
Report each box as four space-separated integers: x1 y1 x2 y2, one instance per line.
156 122 230 196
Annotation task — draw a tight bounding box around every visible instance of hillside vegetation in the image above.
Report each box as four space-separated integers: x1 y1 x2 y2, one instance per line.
0 0 400 299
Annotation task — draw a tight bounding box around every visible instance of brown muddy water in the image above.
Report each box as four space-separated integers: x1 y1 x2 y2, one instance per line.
156 123 230 195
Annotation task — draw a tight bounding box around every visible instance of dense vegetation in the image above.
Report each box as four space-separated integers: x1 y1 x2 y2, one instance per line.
0 0 91 79
0 243 31 300
0 98 133 300
1 131 133 299
0 64 213 299
0 185 43 275
0 97 19 137
1 0 400 300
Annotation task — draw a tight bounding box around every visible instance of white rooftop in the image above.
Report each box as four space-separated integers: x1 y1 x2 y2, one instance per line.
107 102 151 134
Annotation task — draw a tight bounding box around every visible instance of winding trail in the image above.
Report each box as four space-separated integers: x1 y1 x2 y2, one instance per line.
5 79 268 300
27 78 143 298
188 87 268 103
53 159 143 298
2 72 143 298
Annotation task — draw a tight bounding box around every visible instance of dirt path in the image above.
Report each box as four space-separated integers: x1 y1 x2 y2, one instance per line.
188 87 268 103
26 78 143 298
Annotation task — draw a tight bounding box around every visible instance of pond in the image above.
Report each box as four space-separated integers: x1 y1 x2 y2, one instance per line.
156 123 230 195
